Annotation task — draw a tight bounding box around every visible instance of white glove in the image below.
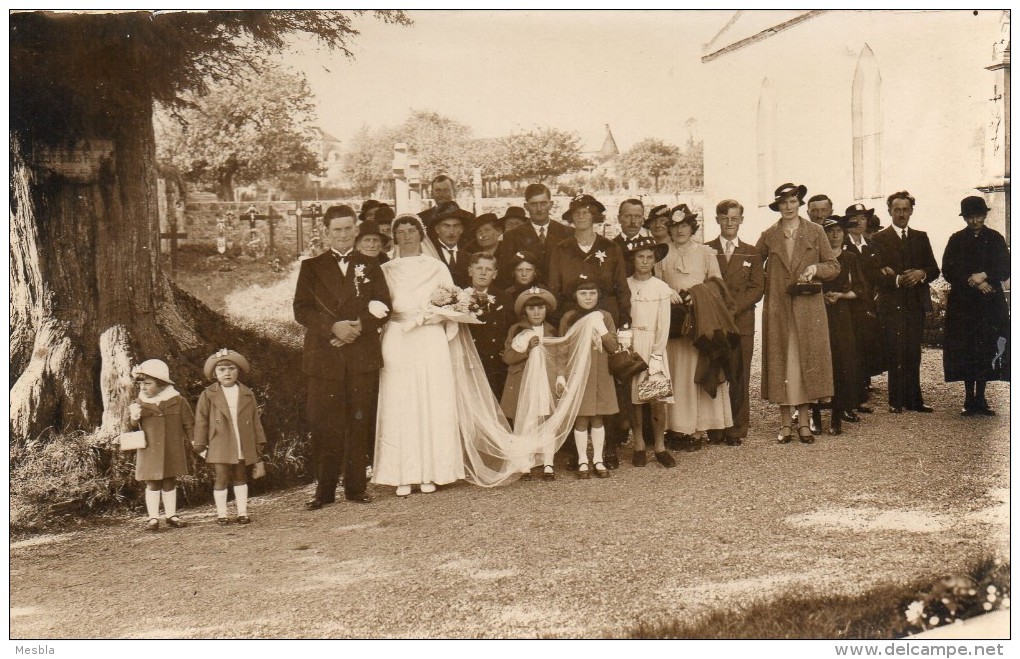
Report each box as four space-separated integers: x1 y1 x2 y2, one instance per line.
444 321 459 341
511 329 534 353
591 314 610 336
555 375 567 397
368 300 389 319
128 402 142 421
648 354 664 376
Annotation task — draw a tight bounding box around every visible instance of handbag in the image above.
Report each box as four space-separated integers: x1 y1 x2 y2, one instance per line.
637 371 673 402
252 461 267 480
118 430 147 451
788 281 823 296
668 301 693 339
608 348 648 380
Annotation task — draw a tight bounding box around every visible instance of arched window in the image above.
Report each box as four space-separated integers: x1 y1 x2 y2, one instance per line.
852 45 882 200
756 77 777 207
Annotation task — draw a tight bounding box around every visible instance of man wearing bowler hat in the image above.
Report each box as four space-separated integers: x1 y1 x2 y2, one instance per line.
870 191 940 414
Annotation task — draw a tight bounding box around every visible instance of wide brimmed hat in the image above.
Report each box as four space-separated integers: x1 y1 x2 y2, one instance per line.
562 194 607 222
204 348 251 381
959 195 992 217
374 205 395 225
843 203 875 223
358 199 383 222
433 202 475 230
500 206 527 224
356 220 385 241
768 183 808 211
507 250 539 270
624 235 669 263
473 212 504 233
514 285 557 317
644 204 671 228
134 359 173 384
667 204 699 232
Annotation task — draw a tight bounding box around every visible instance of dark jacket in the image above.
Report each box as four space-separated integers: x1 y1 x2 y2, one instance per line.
547 234 631 327
705 236 765 336
688 277 741 398
870 224 940 315
495 220 573 288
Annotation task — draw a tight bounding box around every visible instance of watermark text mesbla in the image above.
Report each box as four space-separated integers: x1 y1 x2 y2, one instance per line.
14 646 54 655
835 644 1004 656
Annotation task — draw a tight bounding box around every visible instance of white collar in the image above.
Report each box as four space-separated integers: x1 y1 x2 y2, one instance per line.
139 385 180 405
439 242 458 252
532 221 549 232
332 248 353 258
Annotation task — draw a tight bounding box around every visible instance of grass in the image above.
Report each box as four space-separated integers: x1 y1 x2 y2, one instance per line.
619 557 1010 639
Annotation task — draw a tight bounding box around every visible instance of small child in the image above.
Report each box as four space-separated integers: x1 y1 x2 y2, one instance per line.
558 278 619 480
500 286 558 480
129 359 194 531
503 251 540 302
194 349 267 525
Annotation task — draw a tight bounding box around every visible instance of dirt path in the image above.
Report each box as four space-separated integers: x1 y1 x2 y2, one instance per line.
10 353 1008 639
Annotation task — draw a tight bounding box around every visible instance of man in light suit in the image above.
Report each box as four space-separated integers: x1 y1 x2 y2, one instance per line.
870 191 940 414
294 205 392 508
705 199 765 445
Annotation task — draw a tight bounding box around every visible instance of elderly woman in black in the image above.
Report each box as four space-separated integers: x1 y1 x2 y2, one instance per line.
942 196 1010 416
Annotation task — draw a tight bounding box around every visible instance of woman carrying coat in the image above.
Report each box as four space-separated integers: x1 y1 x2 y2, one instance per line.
755 183 840 444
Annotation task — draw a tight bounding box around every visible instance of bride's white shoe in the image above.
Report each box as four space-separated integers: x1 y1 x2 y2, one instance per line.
420 482 436 494
395 485 412 497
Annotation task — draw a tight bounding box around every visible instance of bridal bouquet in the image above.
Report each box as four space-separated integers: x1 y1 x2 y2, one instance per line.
406 283 484 330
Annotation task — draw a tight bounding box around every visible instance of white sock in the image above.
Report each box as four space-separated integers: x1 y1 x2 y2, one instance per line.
162 489 177 517
145 489 161 519
591 426 606 464
542 444 554 467
234 484 248 517
213 488 228 518
573 430 589 467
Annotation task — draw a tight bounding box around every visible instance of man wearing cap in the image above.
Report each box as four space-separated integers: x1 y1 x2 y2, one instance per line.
613 198 651 276
870 191 940 414
430 203 474 288
464 252 513 398
806 194 834 225
705 199 764 445
294 204 392 508
495 183 572 289
842 203 883 410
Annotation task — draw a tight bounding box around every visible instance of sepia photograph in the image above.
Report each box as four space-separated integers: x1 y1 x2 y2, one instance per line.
8 6 1011 650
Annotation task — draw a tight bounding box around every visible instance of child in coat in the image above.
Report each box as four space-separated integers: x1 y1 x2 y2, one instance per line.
194 349 267 525
558 278 620 480
500 286 558 480
129 359 194 531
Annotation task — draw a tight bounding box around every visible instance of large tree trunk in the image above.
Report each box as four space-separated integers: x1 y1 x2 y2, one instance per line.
10 97 201 441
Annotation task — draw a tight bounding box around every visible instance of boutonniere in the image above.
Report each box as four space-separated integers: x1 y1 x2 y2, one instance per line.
594 250 607 265
353 263 369 296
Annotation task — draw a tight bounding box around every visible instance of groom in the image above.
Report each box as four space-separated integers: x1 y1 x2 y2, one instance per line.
294 205 391 507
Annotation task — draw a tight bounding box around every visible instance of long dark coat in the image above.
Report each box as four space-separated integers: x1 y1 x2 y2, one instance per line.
547 234 631 327
755 218 841 403
844 237 885 377
942 225 1010 382
823 250 866 410
134 393 194 481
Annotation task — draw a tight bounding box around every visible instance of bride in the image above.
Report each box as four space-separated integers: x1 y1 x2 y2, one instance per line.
373 214 615 496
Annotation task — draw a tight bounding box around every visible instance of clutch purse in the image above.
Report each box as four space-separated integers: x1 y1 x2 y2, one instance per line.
608 349 648 380
637 371 673 402
252 461 267 480
788 281 823 296
118 431 147 451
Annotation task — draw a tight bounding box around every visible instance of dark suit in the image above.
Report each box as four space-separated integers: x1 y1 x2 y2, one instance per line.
870 224 940 409
294 250 391 501
495 220 573 289
844 236 885 394
466 288 513 399
433 239 472 288
706 236 765 439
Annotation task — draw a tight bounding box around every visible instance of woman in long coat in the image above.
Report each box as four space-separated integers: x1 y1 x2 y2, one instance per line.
942 196 1010 416
755 183 840 443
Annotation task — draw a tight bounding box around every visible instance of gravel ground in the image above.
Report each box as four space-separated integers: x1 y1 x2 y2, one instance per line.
9 349 1009 639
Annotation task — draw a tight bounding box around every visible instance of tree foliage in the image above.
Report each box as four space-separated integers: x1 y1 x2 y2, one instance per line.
497 128 589 183
155 65 323 199
617 138 681 192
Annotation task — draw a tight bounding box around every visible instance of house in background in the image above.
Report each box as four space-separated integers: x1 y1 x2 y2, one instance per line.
700 9 1009 258
313 127 346 188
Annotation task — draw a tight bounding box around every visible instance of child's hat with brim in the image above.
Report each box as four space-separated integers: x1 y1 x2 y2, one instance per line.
134 359 174 384
204 348 251 380
514 286 557 317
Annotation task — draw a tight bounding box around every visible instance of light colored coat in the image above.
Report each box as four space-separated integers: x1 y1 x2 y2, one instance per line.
755 218 840 403
193 382 267 465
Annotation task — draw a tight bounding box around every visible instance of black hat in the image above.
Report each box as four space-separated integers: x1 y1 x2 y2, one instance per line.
844 203 875 222
374 205 395 225
768 183 808 211
359 199 383 222
474 212 504 233
624 235 669 263
562 194 607 222
667 204 699 232
644 204 671 228
959 195 991 217
356 220 385 241
500 206 528 224
822 216 844 232
507 250 539 271
434 202 475 230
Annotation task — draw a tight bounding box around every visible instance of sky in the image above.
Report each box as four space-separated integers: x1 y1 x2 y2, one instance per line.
283 10 732 152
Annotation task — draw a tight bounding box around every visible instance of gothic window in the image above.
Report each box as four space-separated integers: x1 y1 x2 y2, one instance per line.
852 45 882 200
757 77 777 207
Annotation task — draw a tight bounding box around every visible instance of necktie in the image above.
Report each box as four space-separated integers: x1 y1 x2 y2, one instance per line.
538 226 546 245
445 246 457 266
725 240 734 262
901 229 907 241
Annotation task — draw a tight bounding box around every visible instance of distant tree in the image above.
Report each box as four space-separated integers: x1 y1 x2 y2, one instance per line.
500 128 588 183
155 65 323 200
10 9 410 441
617 138 681 193
671 137 704 191
342 123 399 197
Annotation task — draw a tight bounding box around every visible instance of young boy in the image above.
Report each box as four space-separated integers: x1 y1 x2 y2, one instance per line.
194 349 267 525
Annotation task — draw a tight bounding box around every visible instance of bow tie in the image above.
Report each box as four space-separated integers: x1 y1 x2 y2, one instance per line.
333 250 352 265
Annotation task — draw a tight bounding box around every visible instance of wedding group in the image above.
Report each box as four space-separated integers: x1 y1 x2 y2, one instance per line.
287 179 1009 507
